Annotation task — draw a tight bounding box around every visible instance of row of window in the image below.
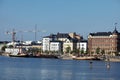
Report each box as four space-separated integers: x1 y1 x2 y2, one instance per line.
91 44 116 47
91 39 117 43
50 44 59 46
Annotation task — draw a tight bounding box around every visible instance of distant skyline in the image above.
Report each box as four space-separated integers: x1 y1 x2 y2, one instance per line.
0 0 120 41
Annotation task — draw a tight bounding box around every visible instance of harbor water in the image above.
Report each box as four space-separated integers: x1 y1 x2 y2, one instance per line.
0 56 120 80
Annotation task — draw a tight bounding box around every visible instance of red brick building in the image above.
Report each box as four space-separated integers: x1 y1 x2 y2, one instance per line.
88 28 120 55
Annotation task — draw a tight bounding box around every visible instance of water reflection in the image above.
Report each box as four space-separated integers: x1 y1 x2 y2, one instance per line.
0 56 120 80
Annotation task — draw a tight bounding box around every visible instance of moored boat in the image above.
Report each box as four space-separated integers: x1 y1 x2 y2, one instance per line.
5 47 29 58
73 56 101 60
30 54 59 59
9 53 28 57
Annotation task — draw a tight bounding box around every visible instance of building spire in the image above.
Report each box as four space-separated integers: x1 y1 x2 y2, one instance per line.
113 23 118 34
115 23 117 30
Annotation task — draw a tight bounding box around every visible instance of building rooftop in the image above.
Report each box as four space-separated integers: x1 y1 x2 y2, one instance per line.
50 40 62 43
0 41 10 44
44 33 71 39
43 34 57 38
80 40 87 42
89 32 112 36
89 27 120 36
57 33 70 38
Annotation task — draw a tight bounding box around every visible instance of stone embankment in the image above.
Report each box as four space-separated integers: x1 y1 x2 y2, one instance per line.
105 56 120 62
60 54 73 60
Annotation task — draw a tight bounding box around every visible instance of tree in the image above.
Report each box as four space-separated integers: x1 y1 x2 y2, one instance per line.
44 50 49 54
8 45 13 48
76 48 80 54
96 47 100 54
85 49 89 55
65 46 71 53
27 48 42 55
1 45 7 51
38 48 42 53
80 49 84 54
101 49 105 55
70 48 80 56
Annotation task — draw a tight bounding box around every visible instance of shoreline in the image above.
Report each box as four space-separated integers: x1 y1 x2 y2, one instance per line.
105 58 120 62
1 52 120 62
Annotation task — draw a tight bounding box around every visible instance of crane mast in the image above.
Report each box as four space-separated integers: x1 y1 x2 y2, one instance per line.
12 29 16 42
6 27 46 42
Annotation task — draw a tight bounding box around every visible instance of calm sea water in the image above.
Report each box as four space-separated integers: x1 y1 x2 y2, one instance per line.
0 56 120 80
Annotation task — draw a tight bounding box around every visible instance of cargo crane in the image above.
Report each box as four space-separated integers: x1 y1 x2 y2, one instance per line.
6 26 46 43
6 29 16 42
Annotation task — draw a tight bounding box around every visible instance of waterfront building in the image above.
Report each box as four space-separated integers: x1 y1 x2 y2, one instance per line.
57 32 78 53
63 37 77 53
42 32 82 53
77 40 87 53
57 32 82 53
88 28 120 55
42 34 57 51
57 33 70 42
50 41 62 52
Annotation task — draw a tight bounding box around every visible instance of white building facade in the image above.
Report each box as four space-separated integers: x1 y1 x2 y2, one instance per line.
42 37 52 51
42 33 82 53
50 41 62 52
42 34 57 51
77 40 87 53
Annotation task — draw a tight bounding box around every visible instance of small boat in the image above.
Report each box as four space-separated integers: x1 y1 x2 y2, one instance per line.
9 53 28 57
6 48 28 58
31 54 59 59
73 56 100 60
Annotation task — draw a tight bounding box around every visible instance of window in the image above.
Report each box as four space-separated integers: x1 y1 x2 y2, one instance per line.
82 44 84 46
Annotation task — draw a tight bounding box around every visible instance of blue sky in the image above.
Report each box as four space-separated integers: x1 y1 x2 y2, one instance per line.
0 0 120 41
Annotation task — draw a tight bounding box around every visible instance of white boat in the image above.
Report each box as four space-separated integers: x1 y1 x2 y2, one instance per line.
5 48 28 57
